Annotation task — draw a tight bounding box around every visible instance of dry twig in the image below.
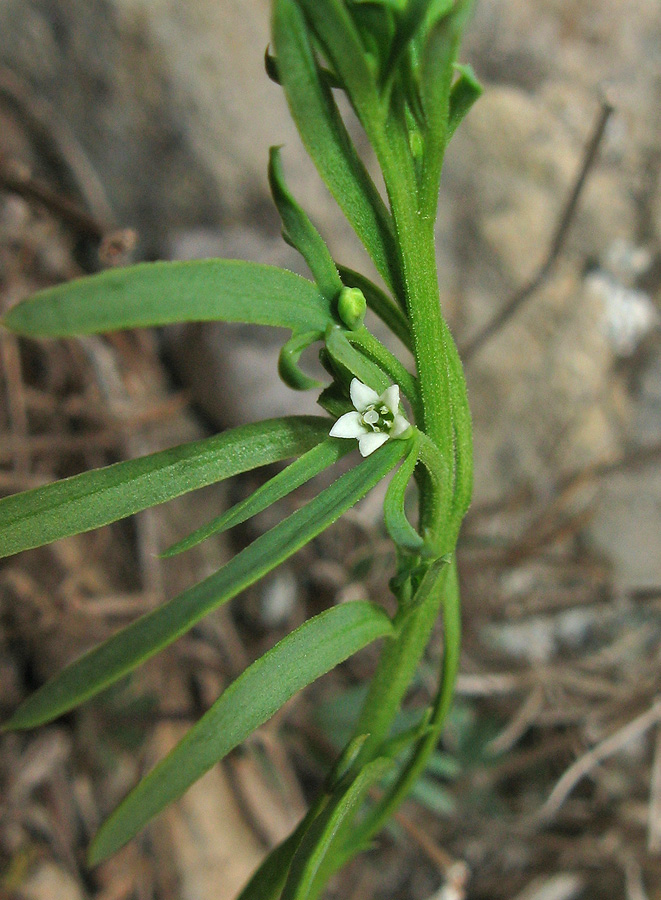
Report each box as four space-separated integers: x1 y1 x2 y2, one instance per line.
537 699 661 823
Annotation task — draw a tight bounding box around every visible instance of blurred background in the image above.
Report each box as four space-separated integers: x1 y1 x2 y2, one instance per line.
0 1 660 898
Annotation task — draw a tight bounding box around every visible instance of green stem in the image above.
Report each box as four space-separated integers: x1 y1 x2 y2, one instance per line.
323 109 471 880
350 560 449 765
345 556 461 850
379 129 453 461
343 106 462 771
305 56 473 893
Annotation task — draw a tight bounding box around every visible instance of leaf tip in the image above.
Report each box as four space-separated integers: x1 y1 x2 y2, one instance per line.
88 820 126 867
1 707 34 733
87 838 108 868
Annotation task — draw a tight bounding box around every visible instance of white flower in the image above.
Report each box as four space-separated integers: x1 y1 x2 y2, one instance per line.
329 378 412 457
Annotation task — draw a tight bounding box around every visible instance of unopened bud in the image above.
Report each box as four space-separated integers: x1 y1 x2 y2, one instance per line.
337 286 366 330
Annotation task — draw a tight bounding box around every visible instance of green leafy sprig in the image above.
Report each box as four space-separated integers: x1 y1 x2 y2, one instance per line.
0 1 481 896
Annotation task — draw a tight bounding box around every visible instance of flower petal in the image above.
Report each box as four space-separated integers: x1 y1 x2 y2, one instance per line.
329 411 368 439
350 378 380 413
390 413 412 439
380 384 400 414
358 431 389 457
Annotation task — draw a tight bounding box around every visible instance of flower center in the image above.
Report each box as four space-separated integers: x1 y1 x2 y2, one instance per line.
361 403 394 433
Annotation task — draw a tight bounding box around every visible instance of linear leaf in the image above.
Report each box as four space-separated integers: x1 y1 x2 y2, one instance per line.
324 326 390 393
448 63 482 138
383 0 434 84
273 0 400 293
89 602 394 863
345 328 419 413
161 438 351 557
3 259 332 337
278 330 325 391
419 10 456 214
269 146 343 302
295 0 381 128
236 820 315 900
0 417 329 559
3 439 406 732
347 2 396 72
384 434 424 552
281 757 393 900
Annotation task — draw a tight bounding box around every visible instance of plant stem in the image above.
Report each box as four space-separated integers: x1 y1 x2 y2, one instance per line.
346 557 461 849
328 109 470 876
351 560 449 765
381 141 454 475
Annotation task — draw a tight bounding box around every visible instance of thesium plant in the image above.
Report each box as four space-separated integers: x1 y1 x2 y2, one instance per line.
0 1 481 896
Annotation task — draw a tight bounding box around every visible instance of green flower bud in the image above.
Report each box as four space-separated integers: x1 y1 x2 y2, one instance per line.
337 286 367 330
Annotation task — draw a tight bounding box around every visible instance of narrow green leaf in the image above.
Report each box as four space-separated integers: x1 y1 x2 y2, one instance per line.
278 330 325 391
419 10 456 214
161 437 351 558
337 266 411 351
89 602 394 863
236 818 317 900
324 733 370 791
281 757 393 900
347 2 396 70
269 146 343 302
439 317 473 532
345 328 419 414
324 326 389 393
3 440 406 732
295 0 382 128
0 416 330 559
266 48 343 89
447 63 482 138
273 0 400 294
411 776 455 815
425 751 461 779
3 259 332 337
384 434 424 552
421 0 474 137
383 0 434 85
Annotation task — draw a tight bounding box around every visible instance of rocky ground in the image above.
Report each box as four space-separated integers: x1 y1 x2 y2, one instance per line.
0 2 660 899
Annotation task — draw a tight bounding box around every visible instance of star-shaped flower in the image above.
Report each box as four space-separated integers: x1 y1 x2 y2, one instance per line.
329 378 412 456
